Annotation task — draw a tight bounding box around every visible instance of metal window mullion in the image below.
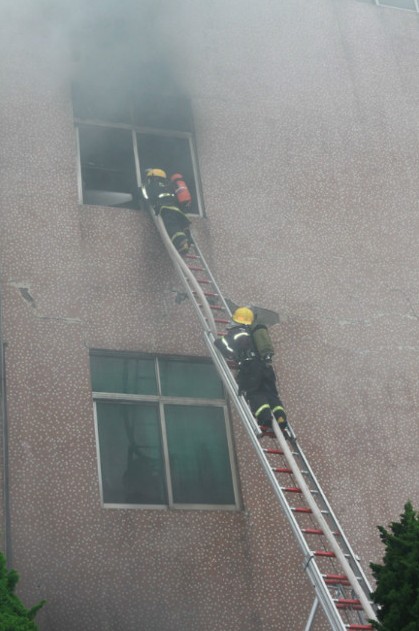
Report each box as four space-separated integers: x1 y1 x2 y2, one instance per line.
93 402 106 505
221 404 241 509
159 402 174 507
132 129 142 188
187 134 204 217
75 126 84 204
136 126 192 139
92 391 226 406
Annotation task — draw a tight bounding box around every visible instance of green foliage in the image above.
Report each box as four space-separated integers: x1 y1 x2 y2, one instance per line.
0 552 45 630
370 501 419 631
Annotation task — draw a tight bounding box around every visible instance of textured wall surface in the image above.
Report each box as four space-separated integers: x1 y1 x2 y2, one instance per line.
1 0 419 629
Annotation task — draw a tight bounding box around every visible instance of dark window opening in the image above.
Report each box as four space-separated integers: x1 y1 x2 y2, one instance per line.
138 133 199 214
73 80 203 215
78 126 139 209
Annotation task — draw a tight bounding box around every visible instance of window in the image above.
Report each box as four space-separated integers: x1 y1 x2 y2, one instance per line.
358 0 419 10
73 82 203 215
377 0 418 9
91 352 239 509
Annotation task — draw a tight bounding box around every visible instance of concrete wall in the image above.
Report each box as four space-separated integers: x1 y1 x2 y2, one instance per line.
0 0 419 629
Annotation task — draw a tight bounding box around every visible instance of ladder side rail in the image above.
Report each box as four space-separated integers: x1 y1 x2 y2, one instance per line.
145 205 374 628
272 425 377 624
190 240 232 315
147 204 218 334
206 330 350 631
304 597 319 631
290 441 374 597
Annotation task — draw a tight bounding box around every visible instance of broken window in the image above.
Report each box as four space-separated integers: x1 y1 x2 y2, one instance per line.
73 81 204 215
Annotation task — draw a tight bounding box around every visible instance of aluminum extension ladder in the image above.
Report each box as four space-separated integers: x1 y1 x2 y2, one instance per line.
145 199 378 631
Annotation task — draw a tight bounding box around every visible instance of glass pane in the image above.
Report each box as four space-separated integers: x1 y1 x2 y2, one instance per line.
96 402 167 505
165 405 235 505
79 126 139 209
378 0 416 8
159 359 224 399
90 355 157 395
137 133 200 214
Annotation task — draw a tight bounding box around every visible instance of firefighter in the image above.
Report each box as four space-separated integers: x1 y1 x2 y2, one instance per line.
143 168 191 255
214 306 289 435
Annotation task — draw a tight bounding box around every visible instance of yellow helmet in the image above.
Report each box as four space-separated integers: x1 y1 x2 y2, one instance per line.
145 168 167 179
232 307 254 326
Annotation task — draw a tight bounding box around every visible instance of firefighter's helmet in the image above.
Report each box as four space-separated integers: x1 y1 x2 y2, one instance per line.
145 168 167 179
232 307 254 326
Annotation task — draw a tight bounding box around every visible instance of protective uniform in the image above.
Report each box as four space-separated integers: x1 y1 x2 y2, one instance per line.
215 308 288 432
144 168 191 255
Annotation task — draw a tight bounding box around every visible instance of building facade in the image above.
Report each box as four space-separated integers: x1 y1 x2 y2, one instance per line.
1 0 419 629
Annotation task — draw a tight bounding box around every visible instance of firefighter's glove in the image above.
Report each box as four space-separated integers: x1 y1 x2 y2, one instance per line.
263 353 273 364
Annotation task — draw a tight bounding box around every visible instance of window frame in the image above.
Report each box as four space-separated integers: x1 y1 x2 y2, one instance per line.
373 0 419 11
91 352 240 511
75 119 205 217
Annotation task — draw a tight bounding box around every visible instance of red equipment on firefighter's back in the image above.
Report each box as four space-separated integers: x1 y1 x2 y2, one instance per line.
170 173 192 209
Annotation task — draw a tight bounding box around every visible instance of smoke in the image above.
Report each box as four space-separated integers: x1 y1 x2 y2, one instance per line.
0 0 173 96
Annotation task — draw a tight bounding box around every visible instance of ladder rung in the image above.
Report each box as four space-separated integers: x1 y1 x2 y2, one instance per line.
346 626 373 630
184 254 200 259
323 573 350 585
215 318 230 324
313 550 335 558
282 487 302 493
187 265 205 272
209 305 224 311
273 467 292 474
292 507 312 513
197 279 211 284
191 290 219 298
335 598 361 606
325 577 350 586
263 448 284 455
302 528 341 536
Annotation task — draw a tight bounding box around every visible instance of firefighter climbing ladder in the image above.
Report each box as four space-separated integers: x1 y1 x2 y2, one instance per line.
146 200 378 631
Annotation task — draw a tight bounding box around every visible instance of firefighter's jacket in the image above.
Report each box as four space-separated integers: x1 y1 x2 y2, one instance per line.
215 324 265 393
145 176 191 228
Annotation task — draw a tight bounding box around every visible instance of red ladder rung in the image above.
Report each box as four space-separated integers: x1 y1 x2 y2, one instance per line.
210 305 224 311
215 318 230 324
323 573 349 584
185 254 200 259
302 528 341 536
337 604 363 611
187 266 206 272
263 448 284 455
302 528 324 535
346 626 374 630
292 507 312 514
282 487 302 494
335 598 361 606
273 467 292 474
197 279 211 284
325 578 350 586
313 550 335 558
